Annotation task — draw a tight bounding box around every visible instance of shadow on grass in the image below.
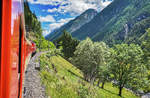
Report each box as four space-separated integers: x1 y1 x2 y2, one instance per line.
67 69 84 80
102 88 124 98
67 69 124 98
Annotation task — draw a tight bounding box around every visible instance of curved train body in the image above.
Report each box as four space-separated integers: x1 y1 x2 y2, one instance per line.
0 0 36 98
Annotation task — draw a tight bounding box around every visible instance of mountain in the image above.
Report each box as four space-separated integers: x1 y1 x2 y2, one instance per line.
71 0 150 45
45 9 98 41
46 0 150 45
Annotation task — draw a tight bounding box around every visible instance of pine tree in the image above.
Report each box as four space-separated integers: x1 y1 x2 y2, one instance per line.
55 31 79 59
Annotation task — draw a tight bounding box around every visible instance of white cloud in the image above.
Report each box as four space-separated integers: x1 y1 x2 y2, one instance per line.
42 17 74 36
39 15 56 22
62 0 98 14
49 17 74 32
43 30 51 36
42 9 46 12
27 0 61 6
58 18 74 23
28 0 113 35
49 23 64 31
28 0 113 15
61 0 113 15
47 8 58 13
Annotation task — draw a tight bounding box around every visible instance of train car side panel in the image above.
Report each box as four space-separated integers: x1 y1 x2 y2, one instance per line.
0 0 36 98
0 0 12 98
11 0 23 97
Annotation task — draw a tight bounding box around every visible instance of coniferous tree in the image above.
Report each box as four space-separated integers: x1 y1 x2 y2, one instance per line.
55 31 79 59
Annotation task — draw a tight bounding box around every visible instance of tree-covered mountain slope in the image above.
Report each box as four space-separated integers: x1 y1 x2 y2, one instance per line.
24 1 42 40
45 9 98 41
24 1 55 51
71 0 150 45
47 0 150 45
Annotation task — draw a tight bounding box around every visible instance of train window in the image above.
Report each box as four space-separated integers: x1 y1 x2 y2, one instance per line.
18 26 22 73
18 22 23 98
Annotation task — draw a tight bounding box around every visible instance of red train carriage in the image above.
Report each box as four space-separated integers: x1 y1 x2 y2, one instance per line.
0 0 36 98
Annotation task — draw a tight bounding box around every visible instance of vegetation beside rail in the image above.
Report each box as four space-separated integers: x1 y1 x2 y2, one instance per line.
39 53 138 98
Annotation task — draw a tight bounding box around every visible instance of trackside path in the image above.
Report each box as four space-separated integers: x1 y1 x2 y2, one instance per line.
23 52 47 98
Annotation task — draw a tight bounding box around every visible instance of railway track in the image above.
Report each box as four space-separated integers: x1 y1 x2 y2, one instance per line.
23 52 47 98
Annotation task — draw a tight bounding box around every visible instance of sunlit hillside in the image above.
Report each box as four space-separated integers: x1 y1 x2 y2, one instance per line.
39 53 138 98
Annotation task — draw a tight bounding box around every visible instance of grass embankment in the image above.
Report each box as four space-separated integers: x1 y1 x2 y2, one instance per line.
39 53 139 98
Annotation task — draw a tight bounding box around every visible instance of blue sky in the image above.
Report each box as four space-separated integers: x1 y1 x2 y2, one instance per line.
27 0 113 36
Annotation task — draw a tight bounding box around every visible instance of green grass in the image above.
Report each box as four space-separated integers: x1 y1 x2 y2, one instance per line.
40 53 139 98
97 83 138 98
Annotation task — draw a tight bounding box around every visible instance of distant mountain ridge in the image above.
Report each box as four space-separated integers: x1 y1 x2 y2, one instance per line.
72 0 150 44
45 9 98 41
46 0 150 45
